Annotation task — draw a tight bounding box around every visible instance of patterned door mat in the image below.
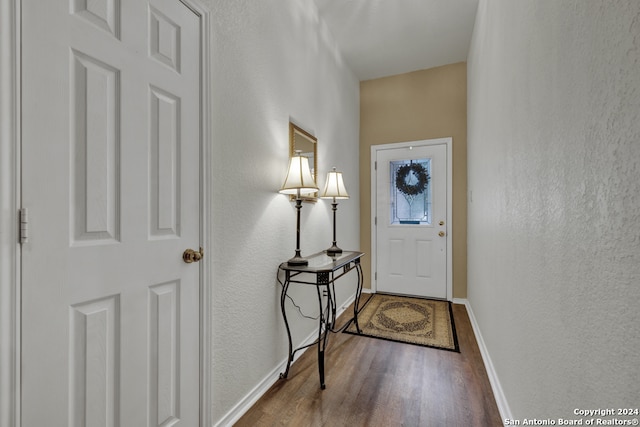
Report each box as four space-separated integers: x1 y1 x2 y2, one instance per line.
345 293 459 352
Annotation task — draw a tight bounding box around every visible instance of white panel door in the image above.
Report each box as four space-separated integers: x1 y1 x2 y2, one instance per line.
21 0 202 425
375 143 448 298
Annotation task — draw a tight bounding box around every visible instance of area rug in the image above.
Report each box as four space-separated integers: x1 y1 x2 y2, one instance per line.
345 294 459 352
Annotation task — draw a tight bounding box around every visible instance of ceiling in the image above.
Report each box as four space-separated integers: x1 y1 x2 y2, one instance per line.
314 0 479 81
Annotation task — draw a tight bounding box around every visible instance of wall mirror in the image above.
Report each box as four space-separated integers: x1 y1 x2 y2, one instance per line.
289 122 318 200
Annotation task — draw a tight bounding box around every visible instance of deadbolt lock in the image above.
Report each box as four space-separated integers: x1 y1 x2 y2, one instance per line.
439 221 445 226
183 247 204 263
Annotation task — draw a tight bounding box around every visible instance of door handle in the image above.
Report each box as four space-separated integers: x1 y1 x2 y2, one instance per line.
183 247 204 263
438 231 446 237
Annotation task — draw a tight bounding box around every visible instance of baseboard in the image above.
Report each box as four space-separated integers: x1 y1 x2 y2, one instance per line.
214 291 364 427
454 298 512 424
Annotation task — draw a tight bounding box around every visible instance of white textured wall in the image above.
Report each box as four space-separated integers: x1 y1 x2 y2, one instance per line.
468 0 640 419
203 0 360 423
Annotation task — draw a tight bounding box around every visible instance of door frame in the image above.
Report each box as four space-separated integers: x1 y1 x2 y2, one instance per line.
0 1 21 426
370 138 453 301
0 1 213 425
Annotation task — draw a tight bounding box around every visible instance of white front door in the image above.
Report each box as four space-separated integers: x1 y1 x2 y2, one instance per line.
21 0 202 425
374 142 449 299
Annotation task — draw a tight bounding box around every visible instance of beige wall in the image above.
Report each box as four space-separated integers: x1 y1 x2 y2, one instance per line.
359 62 468 298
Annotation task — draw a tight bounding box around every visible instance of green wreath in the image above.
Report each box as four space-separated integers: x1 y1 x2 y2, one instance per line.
395 163 430 196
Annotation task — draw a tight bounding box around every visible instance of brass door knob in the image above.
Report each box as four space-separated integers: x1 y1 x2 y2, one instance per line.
183 247 204 263
438 231 446 237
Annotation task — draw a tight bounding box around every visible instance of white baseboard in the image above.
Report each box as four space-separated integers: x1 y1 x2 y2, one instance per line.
454 298 512 425
215 292 363 427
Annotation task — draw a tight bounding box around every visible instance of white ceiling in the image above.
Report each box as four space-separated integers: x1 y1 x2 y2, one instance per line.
314 0 479 81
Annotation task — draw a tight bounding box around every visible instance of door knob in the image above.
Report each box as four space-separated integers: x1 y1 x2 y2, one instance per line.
183 247 204 263
438 231 446 237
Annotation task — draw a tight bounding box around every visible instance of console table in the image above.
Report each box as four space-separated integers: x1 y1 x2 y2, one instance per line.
278 250 364 389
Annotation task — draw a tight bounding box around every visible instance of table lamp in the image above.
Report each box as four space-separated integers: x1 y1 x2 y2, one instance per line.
320 167 349 256
279 151 318 265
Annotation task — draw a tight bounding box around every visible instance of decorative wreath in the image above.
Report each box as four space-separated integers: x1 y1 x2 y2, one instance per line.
395 162 430 196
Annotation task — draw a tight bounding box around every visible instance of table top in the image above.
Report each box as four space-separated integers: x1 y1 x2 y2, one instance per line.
278 250 364 273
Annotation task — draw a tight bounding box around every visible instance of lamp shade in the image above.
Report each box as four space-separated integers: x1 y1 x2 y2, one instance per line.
320 167 349 199
279 154 318 195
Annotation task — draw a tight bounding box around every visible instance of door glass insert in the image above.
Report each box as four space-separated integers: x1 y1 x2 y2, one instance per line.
389 158 431 225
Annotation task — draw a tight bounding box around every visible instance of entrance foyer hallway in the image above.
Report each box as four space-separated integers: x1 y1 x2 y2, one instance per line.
236 302 502 426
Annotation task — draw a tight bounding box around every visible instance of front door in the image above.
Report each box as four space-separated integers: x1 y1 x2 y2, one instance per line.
21 0 202 425
374 142 448 299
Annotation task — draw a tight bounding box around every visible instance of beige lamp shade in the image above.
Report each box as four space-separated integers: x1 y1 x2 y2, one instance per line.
320 167 349 199
279 153 318 195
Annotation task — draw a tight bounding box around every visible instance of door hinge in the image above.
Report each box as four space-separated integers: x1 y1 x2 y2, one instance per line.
375 216 377 226
375 272 377 281
19 208 28 244
374 161 377 170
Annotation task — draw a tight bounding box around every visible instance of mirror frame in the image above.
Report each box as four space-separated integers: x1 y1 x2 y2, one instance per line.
289 122 318 201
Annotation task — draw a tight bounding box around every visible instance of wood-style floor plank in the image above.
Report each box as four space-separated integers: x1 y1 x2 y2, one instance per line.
235 301 503 427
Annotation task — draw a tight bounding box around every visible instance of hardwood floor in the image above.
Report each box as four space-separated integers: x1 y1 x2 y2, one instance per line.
235 300 503 427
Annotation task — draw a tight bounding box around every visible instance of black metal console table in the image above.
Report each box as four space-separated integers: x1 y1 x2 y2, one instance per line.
278 250 364 389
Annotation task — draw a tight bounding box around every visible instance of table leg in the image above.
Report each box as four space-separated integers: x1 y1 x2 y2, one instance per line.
353 263 364 334
279 271 294 379
318 350 325 390
329 282 337 330
316 285 330 389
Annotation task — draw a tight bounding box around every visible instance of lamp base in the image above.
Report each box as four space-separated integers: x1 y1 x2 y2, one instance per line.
325 244 343 256
287 254 309 266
